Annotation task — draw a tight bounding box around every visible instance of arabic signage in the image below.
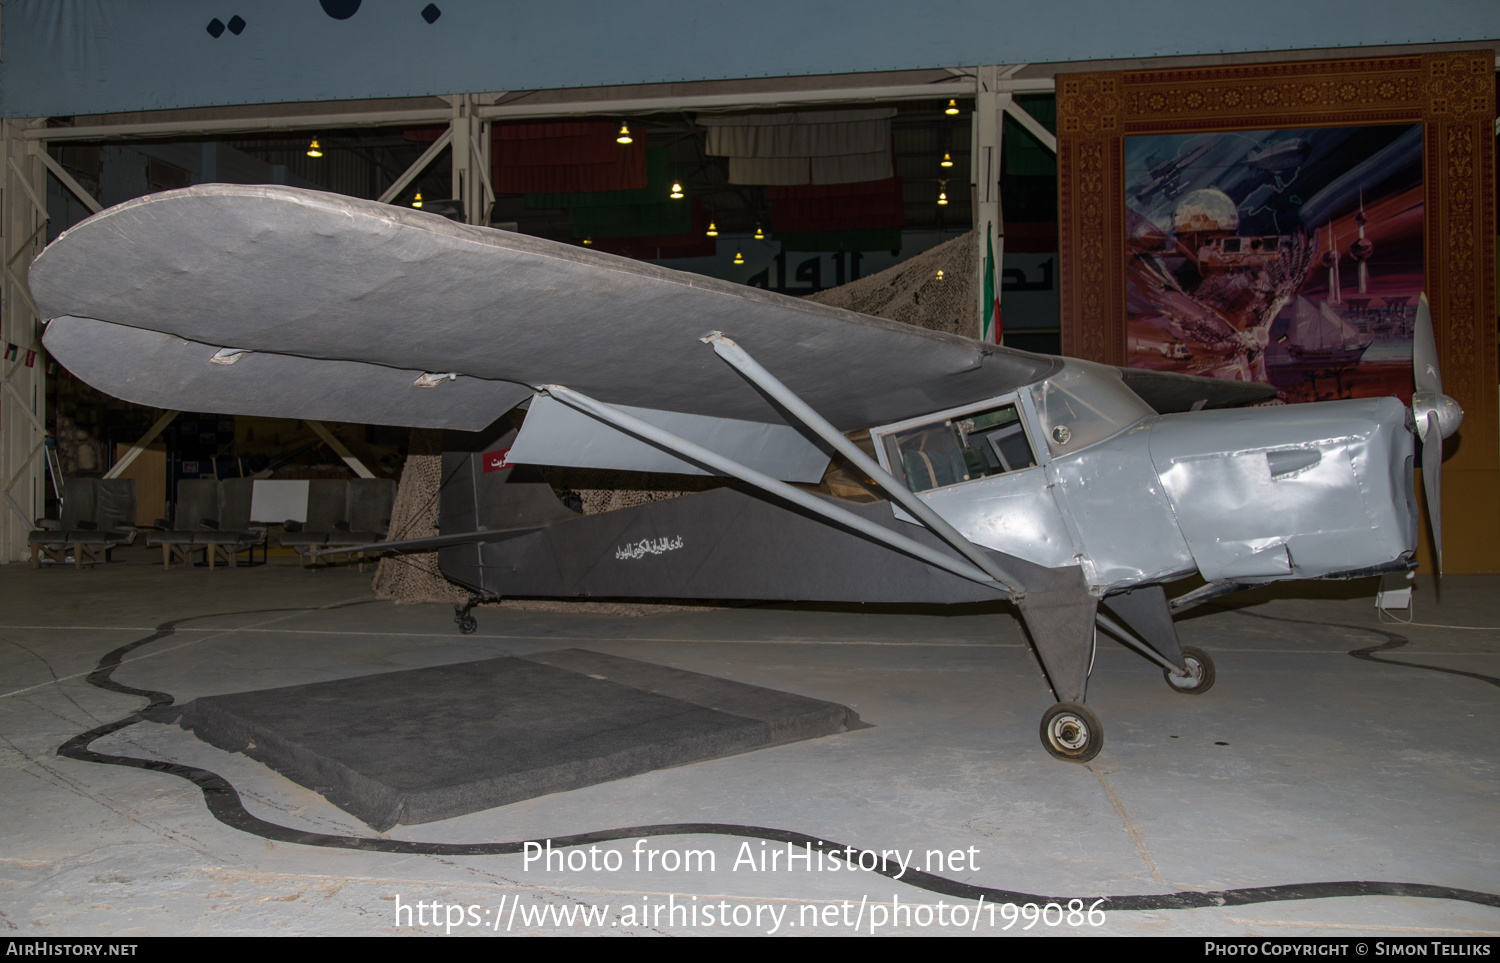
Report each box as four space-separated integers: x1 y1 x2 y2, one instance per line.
481 448 511 473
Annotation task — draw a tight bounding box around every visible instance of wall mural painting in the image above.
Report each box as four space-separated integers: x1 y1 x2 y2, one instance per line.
1123 124 1423 404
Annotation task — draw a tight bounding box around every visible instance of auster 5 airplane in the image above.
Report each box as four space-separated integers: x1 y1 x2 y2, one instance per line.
30 186 1463 762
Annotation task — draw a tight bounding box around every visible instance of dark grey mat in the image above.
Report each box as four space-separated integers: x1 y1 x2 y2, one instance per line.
159 649 863 831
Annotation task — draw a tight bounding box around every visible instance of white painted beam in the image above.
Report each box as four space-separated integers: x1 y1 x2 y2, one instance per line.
972 67 1008 344
1004 99 1057 154
306 421 376 479
25 78 1057 144
376 127 452 205
26 109 451 143
32 145 103 214
103 409 179 480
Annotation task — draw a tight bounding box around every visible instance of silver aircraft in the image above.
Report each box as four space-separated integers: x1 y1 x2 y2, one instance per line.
29 185 1462 761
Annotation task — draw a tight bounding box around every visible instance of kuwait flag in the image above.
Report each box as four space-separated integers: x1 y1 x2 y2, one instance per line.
982 230 1003 344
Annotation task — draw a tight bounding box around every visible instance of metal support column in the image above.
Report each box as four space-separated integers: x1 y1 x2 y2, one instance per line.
971 66 1008 345
1 121 49 561
450 93 492 226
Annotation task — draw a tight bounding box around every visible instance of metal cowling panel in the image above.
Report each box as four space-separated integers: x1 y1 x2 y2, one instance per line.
1148 397 1413 581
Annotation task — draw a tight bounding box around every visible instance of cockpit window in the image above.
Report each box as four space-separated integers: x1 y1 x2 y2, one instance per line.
881 402 1037 494
1029 359 1155 457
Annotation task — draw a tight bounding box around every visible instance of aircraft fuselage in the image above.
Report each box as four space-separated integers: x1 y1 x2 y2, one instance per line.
871 361 1417 595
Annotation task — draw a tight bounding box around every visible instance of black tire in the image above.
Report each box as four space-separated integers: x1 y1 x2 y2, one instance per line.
1164 645 1215 694
456 614 478 635
1040 701 1104 762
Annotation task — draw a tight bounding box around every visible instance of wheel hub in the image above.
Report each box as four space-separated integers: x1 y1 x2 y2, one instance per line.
1170 657 1202 687
1049 715 1089 751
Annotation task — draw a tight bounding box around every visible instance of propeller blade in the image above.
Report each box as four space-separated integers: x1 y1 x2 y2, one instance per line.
1413 293 1441 395
1422 410 1443 572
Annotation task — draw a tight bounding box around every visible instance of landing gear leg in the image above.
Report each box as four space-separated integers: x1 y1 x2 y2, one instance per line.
1015 563 1101 763
454 593 497 634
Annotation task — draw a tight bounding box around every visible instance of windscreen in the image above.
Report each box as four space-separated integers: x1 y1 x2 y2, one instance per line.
1029 360 1154 457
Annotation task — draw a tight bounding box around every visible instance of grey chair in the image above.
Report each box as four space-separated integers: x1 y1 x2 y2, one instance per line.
275 479 350 565
322 478 397 571
147 478 269 570
29 478 138 568
147 478 219 570
204 478 267 568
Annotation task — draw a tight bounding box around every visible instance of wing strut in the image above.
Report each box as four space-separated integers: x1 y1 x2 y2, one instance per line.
701 331 1027 597
541 384 1010 596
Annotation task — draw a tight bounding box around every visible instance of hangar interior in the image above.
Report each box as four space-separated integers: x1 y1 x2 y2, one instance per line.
1 3 1498 938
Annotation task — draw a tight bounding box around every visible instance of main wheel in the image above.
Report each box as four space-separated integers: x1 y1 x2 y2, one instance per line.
1164 645 1215 694
457 615 478 635
1040 701 1104 762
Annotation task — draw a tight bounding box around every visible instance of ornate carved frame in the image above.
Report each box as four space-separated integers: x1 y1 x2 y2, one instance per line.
1057 52 1497 571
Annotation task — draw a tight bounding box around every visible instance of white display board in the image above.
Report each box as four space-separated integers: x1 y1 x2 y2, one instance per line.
249 479 310 523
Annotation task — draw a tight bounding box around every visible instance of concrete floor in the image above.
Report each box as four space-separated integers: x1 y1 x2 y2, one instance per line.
1 545 1497 937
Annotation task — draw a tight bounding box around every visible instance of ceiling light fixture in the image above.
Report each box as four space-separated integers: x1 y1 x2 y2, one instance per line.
670 181 684 199
582 237 593 245
411 191 423 209
754 225 765 240
733 250 744 265
616 122 633 144
945 99 960 115
706 221 718 237
306 138 323 158
937 181 948 206
940 152 953 168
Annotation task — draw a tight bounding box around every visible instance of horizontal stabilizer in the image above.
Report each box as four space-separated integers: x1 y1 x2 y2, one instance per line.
311 525 543 556
509 394 831 483
44 316 531 430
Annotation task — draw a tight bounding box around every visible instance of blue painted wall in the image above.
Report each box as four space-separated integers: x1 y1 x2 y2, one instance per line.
3 1 1496 118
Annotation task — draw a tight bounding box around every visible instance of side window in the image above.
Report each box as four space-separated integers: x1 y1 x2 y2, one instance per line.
880 402 1036 494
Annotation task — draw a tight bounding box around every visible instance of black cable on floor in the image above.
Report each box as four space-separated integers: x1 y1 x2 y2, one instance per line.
1217 604 1500 689
54 606 1500 912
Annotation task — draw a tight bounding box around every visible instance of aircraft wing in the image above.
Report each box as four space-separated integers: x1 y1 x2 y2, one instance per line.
1118 368 1277 413
31 185 1060 433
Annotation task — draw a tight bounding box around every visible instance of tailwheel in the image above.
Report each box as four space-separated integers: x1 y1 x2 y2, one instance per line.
1040 701 1104 762
454 594 489 635
1164 645 1215 694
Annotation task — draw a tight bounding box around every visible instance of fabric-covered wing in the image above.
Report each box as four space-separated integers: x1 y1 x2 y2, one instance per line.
43 315 533 430
31 184 1058 432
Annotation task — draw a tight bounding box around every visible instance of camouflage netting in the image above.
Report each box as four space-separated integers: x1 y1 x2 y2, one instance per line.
371 429 468 605
804 229 979 339
373 229 981 608
537 467 725 517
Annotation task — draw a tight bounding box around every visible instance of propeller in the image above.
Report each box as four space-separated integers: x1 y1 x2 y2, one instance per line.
1410 293 1463 571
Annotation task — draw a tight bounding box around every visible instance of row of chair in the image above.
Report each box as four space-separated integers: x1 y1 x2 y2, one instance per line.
148 478 267 570
28 477 395 571
152 477 396 570
28 478 139 568
274 478 396 569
